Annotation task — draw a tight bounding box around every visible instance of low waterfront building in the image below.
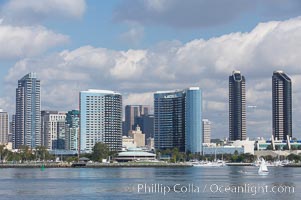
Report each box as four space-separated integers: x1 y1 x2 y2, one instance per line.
203 138 255 155
203 145 244 155
256 136 301 151
116 148 156 162
229 139 255 154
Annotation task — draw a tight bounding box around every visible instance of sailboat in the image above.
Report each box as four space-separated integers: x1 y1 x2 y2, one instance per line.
258 158 269 175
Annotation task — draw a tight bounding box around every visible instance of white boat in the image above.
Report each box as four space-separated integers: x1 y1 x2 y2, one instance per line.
258 158 269 175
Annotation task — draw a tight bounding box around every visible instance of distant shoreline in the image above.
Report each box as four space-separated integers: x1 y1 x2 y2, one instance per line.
0 162 193 168
1 162 300 168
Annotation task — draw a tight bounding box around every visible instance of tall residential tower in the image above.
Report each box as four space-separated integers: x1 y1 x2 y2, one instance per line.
202 119 211 144
41 111 66 150
80 89 122 152
272 70 292 140
229 70 246 141
15 72 41 149
0 109 9 144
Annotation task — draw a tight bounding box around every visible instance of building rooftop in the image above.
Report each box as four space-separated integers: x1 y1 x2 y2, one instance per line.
274 70 284 74
21 72 37 80
118 151 156 157
80 89 121 95
155 87 200 94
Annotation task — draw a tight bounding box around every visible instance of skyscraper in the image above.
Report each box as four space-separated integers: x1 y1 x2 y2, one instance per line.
124 105 150 135
0 109 9 144
80 89 122 152
11 114 15 146
65 110 80 151
135 114 154 143
229 70 246 141
41 111 66 150
202 119 211 144
272 70 292 140
15 72 41 149
154 87 202 153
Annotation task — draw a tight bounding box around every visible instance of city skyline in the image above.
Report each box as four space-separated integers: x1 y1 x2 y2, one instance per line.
1 1 301 139
3 69 298 146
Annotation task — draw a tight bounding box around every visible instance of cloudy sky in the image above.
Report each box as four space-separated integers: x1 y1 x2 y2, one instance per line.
1 0 301 139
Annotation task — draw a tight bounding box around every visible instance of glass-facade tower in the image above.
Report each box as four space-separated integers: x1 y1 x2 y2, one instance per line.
229 70 246 141
124 105 150 136
272 70 292 140
65 110 80 151
154 87 202 153
15 72 41 149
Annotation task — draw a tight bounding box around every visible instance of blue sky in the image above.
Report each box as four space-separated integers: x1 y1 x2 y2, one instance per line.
1 0 301 139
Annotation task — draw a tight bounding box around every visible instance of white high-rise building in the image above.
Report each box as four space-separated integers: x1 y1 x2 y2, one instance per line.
80 89 122 152
0 109 9 144
202 119 211 144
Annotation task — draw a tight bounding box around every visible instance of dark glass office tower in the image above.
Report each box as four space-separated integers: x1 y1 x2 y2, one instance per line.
272 70 292 140
154 88 202 153
124 105 150 136
229 70 246 141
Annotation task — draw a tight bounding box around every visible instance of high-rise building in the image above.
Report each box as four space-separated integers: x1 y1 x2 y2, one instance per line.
65 110 80 151
128 125 145 147
154 87 202 153
229 70 246 141
15 72 41 149
80 89 122 152
41 111 66 150
202 119 211 144
272 70 292 140
135 114 154 143
0 109 9 144
124 105 150 135
11 114 15 146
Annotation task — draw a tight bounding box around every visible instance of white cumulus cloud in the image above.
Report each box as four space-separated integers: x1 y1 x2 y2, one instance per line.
0 24 68 59
4 16 301 139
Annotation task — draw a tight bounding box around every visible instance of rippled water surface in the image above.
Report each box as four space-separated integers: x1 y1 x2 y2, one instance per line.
0 166 300 199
